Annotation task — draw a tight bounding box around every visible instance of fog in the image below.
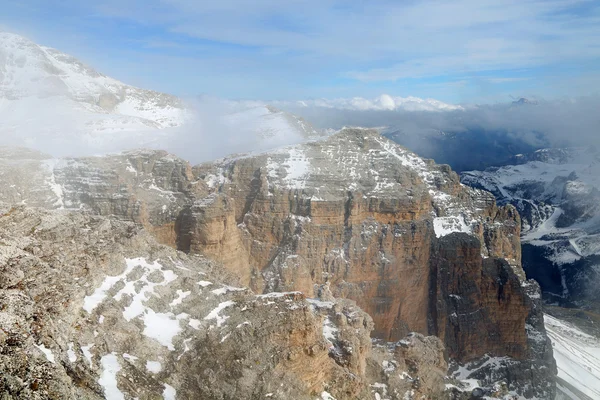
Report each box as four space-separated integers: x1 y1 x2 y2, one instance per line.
0 96 313 164
1 94 599 167
280 96 600 151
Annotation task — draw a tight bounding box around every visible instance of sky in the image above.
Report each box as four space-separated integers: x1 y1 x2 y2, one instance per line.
1 0 600 103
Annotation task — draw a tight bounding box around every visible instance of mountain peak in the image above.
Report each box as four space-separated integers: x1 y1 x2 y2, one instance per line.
0 31 186 131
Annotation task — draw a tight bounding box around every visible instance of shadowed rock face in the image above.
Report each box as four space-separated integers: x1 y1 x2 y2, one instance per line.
0 129 555 397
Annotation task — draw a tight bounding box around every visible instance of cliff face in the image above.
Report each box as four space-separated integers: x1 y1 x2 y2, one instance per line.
0 147 207 248
191 130 524 346
0 129 555 397
0 206 447 400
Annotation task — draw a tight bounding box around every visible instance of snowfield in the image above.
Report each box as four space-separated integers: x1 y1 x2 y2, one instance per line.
545 315 600 400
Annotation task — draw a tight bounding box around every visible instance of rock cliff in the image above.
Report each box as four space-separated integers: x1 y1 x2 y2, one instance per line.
0 129 556 398
0 206 448 399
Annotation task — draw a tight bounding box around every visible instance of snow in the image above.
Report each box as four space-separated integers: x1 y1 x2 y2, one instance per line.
323 316 339 343
266 147 311 189
143 309 182 351
122 353 138 362
257 291 302 299
170 290 191 306
34 343 55 364
211 285 245 295
146 360 162 373
98 353 124 400
544 315 600 399
433 215 473 238
197 280 213 287
41 159 65 208
204 300 235 327
0 32 185 128
84 257 184 350
163 383 177 400
320 391 337 400
67 342 77 362
307 298 335 309
82 344 94 366
189 319 202 330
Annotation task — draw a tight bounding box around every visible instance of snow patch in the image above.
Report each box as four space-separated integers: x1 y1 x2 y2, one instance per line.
98 353 124 400
34 343 55 364
204 300 235 328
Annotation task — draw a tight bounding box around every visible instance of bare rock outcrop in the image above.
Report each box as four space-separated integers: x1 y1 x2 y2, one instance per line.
0 129 555 398
0 206 450 400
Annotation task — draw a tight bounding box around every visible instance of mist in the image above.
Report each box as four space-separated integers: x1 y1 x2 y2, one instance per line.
281 96 600 149
1 92 599 168
0 96 314 164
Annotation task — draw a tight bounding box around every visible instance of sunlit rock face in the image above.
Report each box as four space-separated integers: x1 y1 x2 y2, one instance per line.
2 205 440 400
0 128 555 398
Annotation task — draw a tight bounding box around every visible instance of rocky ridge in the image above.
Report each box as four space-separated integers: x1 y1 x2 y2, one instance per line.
0 205 458 399
461 147 600 310
0 129 556 398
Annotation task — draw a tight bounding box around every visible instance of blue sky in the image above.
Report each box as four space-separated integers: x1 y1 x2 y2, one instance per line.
2 0 599 103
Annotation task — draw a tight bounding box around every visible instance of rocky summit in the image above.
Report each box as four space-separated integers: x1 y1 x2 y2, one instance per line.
0 128 556 399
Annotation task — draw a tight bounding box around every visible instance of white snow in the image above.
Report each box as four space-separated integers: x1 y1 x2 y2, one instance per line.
163 383 177 400
98 353 124 400
197 280 213 287
83 257 184 351
545 315 600 399
67 342 77 362
433 215 473 238
211 285 245 295
189 319 202 330
266 147 311 189
320 391 337 400
146 360 162 373
170 290 191 306
143 309 182 351
122 353 138 362
41 159 65 208
204 300 235 327
34 343 55 364
82 344 94 366
323 316 339 344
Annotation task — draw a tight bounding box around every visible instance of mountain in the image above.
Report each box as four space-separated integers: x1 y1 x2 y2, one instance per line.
544 313 600 400
0 128 556 398
512 97 539 106
1 205 458 399
0 32 187 130
462 147 600 310
0 32 320 159
383 127 540 172
462 147 600 399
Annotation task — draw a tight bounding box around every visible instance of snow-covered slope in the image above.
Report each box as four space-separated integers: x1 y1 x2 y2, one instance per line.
545 315 600 400
461 147 600 308
0 32 186 128
0 32 322 161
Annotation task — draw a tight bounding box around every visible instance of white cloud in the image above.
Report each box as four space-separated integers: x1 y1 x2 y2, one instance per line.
273 94 464 112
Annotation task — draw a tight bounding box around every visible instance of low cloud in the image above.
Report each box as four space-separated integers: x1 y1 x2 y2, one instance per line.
276 95 600 169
